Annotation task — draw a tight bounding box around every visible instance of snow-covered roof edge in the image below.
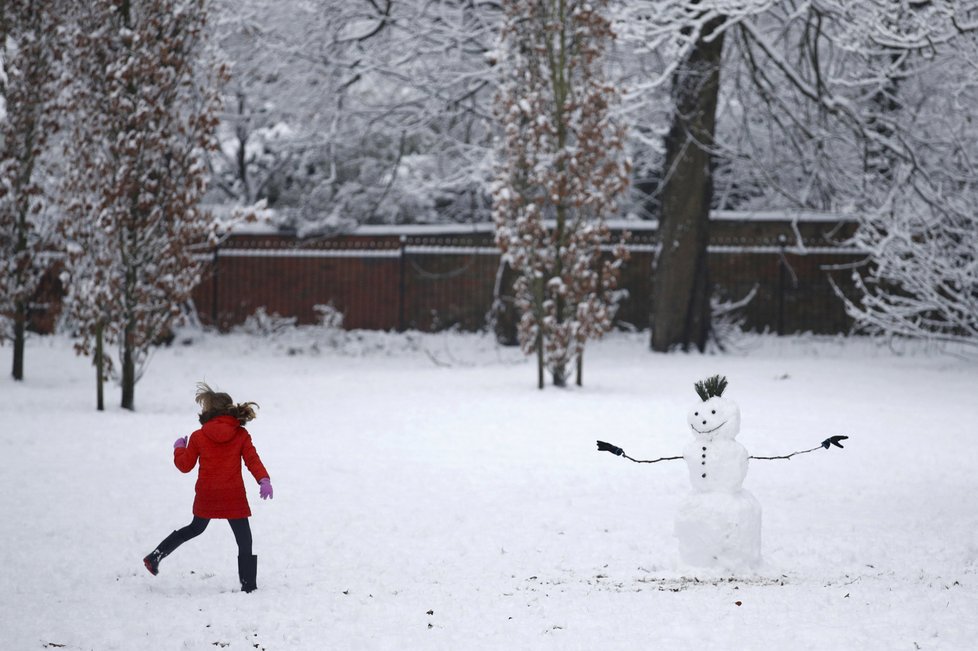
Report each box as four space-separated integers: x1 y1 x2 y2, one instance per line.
212 208 856 237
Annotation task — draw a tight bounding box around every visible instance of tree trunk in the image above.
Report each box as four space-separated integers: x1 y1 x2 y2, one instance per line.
552 362 567 387
10 76 39 382
95 321 104 412
12 301 25 380
536 329 545 390
121 325 135 411
491 258 519 346
865 51 903 186
651 16 726 353
575 352 582 387
535 277 545 390
235 92 251 201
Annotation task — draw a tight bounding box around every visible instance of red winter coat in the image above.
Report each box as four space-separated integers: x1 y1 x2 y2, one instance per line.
174 415 270 519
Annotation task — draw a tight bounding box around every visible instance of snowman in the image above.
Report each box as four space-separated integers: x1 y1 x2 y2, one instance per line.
675 375 761 568
597 375 846 570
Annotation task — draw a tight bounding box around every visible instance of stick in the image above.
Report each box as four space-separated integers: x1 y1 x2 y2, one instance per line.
750 435 848 461
750 445 821 460
596 440 682 464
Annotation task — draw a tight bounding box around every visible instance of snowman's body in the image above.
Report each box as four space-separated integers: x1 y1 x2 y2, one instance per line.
682 438 748 493
673 394 762 569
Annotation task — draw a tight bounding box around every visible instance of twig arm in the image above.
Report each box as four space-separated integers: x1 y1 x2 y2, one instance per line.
624 453 683 464
750 445 821 461
750 435 849 461
597 440 682 464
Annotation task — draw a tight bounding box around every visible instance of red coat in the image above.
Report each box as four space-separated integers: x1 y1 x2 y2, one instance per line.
174 415 270 519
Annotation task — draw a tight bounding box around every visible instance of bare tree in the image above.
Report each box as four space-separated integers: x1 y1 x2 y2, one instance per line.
726 1 978 347
616 0 978 350
208 0 503 231
651 8 726 352
615 1 775 352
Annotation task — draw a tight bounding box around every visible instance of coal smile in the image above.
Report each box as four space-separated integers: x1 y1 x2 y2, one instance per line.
691 421 728 434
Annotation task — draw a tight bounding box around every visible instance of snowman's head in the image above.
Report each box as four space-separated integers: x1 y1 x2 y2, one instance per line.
686 375 741 441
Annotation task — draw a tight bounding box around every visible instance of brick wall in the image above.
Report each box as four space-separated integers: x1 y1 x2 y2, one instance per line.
190 215 864 335
24 214 865 336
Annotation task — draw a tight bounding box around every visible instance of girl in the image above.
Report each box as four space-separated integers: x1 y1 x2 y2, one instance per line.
143 383 273 593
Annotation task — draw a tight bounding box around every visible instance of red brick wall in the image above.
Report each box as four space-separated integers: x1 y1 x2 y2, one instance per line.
25 218 865 336
187 220 863 335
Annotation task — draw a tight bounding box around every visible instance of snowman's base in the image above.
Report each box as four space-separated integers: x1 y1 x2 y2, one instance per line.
674 489 762 570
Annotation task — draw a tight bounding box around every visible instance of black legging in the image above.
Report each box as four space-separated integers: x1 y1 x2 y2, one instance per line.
175 516 253 556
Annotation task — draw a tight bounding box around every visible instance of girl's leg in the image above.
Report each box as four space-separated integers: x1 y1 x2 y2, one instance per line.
144 517 210 575
229 518 257 592
175 516 210 543
228 518 253 557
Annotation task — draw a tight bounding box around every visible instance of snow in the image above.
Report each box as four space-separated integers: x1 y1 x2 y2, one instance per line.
675 490 762 569
222 210 851 237
2 331 978 649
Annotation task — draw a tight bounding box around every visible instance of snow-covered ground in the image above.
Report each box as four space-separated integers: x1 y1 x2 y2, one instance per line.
2 330 977 650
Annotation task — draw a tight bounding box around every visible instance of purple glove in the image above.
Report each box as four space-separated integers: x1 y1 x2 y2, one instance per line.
174 436 188 449
259 478 273 500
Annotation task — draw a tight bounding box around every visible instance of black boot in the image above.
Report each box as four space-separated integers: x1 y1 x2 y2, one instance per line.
238 554 258 593
143 531 183 576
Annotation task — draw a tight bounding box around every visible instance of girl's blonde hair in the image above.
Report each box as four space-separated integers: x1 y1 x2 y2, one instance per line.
195 382 259 425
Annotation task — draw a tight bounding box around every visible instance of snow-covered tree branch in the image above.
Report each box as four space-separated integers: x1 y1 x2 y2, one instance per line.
207 0 503 233
723 1 978 347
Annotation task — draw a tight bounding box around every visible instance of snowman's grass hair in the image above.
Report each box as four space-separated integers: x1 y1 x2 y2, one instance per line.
694 375 728 401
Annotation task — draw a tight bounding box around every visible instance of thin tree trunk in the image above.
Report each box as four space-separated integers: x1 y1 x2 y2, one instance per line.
536 329 545 390
575 352 582 387
235 92 251 201
553 363 567 387
11 82 39 382
12 302 25 380
543 0 569 388
651 15 726 353
865 50 903 185
95 321 104 412
535 277 545 390
121 324 135 410
491 258 519 346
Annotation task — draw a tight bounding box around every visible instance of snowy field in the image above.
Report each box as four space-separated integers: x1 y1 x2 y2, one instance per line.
2 330 978 650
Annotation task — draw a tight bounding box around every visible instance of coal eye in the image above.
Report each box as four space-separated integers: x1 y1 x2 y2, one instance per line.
694 412 699 416
711 410 715 414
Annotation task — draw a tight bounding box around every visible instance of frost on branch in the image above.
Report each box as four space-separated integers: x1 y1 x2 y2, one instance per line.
679 1 978 349
741 2 978 349
835 179 978 348
492 0 630 388
208 0 501 229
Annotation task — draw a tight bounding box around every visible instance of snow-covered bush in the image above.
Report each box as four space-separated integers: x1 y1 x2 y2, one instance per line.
232 304 351 353
313 303 343 329
311 303 347 349
234 307 298 338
